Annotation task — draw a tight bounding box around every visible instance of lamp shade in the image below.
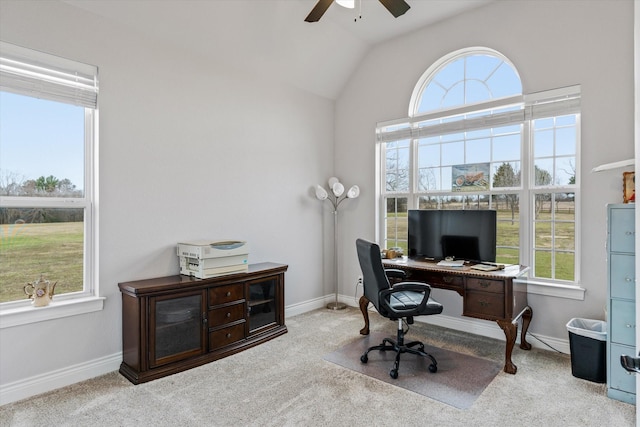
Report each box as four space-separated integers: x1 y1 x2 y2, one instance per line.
346 185 360 199
315 185 328 200
328 177 339 188
332 182 345 197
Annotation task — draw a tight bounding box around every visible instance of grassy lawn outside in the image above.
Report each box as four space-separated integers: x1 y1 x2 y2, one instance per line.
0 222 84 303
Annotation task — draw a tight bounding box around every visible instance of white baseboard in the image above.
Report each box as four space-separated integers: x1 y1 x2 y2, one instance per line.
2 293 569 407
0 352 122 406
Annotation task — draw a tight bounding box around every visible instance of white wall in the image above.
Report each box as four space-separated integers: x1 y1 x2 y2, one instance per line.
0 0 334 400
335 0 635 340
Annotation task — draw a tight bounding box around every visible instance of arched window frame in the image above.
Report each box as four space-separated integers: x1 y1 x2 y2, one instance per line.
376 47 583 296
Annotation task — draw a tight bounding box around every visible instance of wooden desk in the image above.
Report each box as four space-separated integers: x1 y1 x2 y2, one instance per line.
359 258 532 374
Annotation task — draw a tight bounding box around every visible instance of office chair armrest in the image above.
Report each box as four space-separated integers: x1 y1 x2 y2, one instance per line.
384 269 407 280
379 282 433 315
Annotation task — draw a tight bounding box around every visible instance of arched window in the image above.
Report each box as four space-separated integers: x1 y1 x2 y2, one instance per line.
410 47 522 115
377 48 580 285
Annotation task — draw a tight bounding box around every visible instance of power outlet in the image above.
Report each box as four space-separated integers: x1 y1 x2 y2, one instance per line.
357 275 363 285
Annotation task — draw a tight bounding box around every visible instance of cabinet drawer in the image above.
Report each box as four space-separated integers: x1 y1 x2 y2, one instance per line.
209 284 244 306
610 343 637 394
610 254 636 300
209 322 245 351
610 299 636 346
610 208 635 253
463 290 505 319
466 278 504 294
209 302 245 326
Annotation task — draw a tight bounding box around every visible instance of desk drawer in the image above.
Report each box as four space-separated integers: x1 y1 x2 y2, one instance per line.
466 278 505 294
209 322 245 351
209 284 244 306
209 302 245 326
414 271 464 290
464 290 505 320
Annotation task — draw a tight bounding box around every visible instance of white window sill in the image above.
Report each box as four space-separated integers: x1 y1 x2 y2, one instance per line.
519 279 586 300
0 296 105 329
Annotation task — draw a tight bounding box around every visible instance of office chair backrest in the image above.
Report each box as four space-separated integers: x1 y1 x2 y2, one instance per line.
356 238 391 312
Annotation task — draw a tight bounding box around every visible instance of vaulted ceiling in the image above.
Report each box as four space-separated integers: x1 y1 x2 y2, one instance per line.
64 0 492 99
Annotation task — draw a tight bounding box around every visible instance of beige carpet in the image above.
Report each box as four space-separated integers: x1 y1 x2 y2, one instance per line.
324 331 501 409
0 307 635 427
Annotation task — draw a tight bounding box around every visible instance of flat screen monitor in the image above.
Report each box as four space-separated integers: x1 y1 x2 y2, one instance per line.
407 209 497 263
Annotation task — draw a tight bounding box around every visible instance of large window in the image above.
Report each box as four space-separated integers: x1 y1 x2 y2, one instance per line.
0 42 98 307
377 48 580 285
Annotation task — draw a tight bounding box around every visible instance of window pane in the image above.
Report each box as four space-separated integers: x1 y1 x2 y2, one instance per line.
533 129 554 157
385 197 408 251
555 157 576 185
555 252 575 281
534 250 552 278
492 162 521 188
556 127 576 156
492 133 520 162
441 141 464 165
534 161 553 186
494 194 520 265
0 208 84 303
466 138 490 163
385 140 410 192
0 92 85 197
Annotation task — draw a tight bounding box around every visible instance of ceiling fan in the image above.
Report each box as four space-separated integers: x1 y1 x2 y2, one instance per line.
304 0 410 23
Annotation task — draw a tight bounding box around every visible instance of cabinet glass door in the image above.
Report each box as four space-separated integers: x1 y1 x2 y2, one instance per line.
248 278 277 332
150 291 205 367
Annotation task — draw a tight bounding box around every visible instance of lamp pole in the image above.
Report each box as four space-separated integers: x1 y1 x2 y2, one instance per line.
315 178 360 311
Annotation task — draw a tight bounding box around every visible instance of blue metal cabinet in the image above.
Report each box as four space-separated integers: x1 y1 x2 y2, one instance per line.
607 203 636 404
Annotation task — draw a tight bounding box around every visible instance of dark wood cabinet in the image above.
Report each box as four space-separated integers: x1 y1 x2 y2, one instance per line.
119 262 287 384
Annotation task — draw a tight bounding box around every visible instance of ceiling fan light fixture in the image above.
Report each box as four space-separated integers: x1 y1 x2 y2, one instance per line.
336 0 355 8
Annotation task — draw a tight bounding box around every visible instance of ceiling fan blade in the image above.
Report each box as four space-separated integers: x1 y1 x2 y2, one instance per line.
305 0 334 22
378 0 410 18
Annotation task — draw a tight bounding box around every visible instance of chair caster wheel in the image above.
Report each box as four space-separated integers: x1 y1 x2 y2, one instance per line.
429 364 437 373
390 369 398 379
360 354 368 363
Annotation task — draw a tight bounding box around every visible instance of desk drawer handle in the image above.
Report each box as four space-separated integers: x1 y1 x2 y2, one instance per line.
625 277 635 283
479 300 490 307
625 231 635 236
479 282 491 288
625 324 636 329
443 276 454 283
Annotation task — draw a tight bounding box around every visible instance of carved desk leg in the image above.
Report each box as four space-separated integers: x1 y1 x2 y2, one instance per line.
497 306 533 374
497 319 519 374
519 306 533 350
359 295 370 335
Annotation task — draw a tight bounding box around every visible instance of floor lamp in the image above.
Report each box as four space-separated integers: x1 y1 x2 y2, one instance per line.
315 177 360 310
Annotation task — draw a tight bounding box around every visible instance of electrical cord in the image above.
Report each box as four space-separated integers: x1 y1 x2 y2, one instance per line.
527 332 563 353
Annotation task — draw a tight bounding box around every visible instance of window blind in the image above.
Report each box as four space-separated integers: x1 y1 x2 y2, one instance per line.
377 85 580 143
0 41 98 109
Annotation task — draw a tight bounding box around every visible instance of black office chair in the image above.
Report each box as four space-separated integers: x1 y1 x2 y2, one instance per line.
356 238 443 379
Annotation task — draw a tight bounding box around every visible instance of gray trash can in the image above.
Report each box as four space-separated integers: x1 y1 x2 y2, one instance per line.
566 318 607 383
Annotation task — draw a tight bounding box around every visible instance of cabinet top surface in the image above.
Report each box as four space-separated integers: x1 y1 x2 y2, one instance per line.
118 262 288 294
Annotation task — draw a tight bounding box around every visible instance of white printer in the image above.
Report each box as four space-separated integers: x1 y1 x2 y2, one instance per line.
177 240 249 278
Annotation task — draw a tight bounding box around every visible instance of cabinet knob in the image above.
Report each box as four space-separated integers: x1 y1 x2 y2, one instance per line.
226 333 232 338
226 312 231 318
226 291 232 297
